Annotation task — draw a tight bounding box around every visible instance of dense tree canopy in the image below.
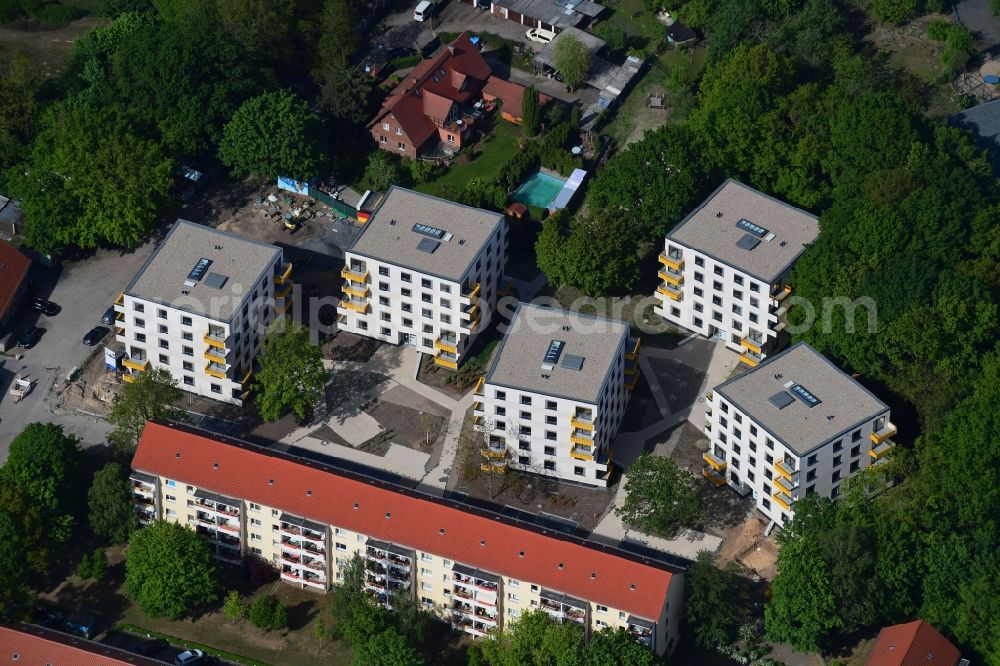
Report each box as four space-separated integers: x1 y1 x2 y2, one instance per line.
616 454 702 538
552 35 590 91
88 462 139 545
219 90 327 181
108 367 183 456
125 520 219 619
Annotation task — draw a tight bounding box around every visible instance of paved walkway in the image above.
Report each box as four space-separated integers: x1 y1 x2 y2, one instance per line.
278 346 469 495
590 336 738 560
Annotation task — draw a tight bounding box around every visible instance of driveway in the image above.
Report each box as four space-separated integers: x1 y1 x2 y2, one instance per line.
0 242 155 461
955 0 1000 49
373 0 540 54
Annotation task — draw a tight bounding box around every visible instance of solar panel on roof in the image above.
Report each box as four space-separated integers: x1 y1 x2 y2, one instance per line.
768 391 794 410
417 238 440 254
736 234 761 251
412 223 445 239
187 258 212 282
543 340 565 367
790 384 821 407
736 218 769 238
561 354 585 371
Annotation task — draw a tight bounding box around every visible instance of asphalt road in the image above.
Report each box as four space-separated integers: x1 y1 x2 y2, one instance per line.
103 629 240 666
0 242 156 462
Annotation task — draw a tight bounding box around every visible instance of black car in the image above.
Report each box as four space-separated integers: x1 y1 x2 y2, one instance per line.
135 638 169 655
17 326 42 348
101 306 117 325
29 298 60 316
83 326 109 346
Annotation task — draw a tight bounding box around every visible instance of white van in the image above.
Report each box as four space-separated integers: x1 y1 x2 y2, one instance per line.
414 0 432 21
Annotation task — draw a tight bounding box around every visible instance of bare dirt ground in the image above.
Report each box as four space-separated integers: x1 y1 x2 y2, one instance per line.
324 331 380 362
0 16 107 78
56 341 121 417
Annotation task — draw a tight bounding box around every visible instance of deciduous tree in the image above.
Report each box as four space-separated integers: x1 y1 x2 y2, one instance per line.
108 368 183 456
125 521 219 619
254 317 327 422
583 627 656 665
615 454 701 538
552 35 590 91
88 462 139 545
685 550 745 648
0 512 30 622
352 628 424 666
219 90 327 182
222 590 247 624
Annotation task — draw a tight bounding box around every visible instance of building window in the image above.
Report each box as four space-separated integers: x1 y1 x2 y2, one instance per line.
158 354 169 364
183 346 193 357
574 467 584 476
543 461 555 471
545 400 557 410
421 582 432 591
134 303 145 313
421 553 433 562
336 542 347 551
158 324 168 334
159 339 169 349
545 431 556 441
181 316 192 326
183 376 194 386
544 446 555 456
596 604 608 613
210 384 221 394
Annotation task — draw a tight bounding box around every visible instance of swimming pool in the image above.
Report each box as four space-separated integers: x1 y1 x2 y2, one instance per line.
512 171 567 209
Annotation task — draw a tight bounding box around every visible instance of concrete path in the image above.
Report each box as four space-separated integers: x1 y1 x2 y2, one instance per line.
590 336 737 559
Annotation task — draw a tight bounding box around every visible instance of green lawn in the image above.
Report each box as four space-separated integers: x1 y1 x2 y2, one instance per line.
414 121 523 200
602 0 669 48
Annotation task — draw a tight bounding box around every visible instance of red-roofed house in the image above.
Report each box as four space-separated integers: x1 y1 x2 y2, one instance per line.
0 239 30 339
866 620 963 666
369 33 492 160
482 75 551 124
130 421 685 656
0 624 165 665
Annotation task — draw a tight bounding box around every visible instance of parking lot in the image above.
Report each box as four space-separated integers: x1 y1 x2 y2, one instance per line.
103 629 237 665
0 243 156 461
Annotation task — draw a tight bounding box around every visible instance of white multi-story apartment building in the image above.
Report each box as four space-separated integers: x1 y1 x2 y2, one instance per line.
336 186 509 370
475 304 639 487
654 179 819 367
131 421 684 656
116 220 291 405
702 342 896 526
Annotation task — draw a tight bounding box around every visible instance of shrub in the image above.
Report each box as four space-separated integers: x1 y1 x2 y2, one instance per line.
249 595 276 633
870 0 918 25
926 18 950 41
75 548 107 581
36 2 79 26
594 24 627 52
993 0 1000 16
0 0 23 22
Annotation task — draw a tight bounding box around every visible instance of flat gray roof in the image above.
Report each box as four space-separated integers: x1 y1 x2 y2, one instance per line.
347 186 505 283
486 304 629 403
715 342 888 456
667 179 819 283
126 220 281 321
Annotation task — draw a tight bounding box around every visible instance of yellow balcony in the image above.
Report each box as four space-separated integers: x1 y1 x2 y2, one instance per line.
434 337 459 354
473 401 483 413
277 298 293 313
204 332 227 348
739 352 760 368
115 291 124 306
703 466 726 487
341 267 368 282
740 336 763 355
122 373 137 383
473 376 485 396
464 282 481 302
340 299 370 314
870 441 894 460
625 337 641 361
115 310 124 322
464 303 480 321
341 282 369 298
122 357 149 372
434 354 458 370
480 461 508 474
204 349 227 364
658 252 684 271
656 285 683 301
773 475 793 495
703 451 726 471
241 369 253 387
275 262 294 285
625 373 640 392
570 432 593 446
773 285 792 302
657 269 683 286
205 363 227 379
275 282 293 299
870 422 897 444
481 447 507 459
114 323 125 334
773 459 797 481
570 416 594 431
570 447 594 461
773 492 793 511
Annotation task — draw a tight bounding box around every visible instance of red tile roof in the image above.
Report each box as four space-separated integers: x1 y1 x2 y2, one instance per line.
482 76 551 119
371 32 492 147
866 620 961 666
133 422 678 620
0 624 164 665
0 240 30 320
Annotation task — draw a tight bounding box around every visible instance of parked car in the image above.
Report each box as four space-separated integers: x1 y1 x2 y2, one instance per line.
17 326 42 349
174 649 205 665
135 638 169 655
83 326 109 346
526 27 555 43
413 0 433 21
101 306 117 325
29 298 60 316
